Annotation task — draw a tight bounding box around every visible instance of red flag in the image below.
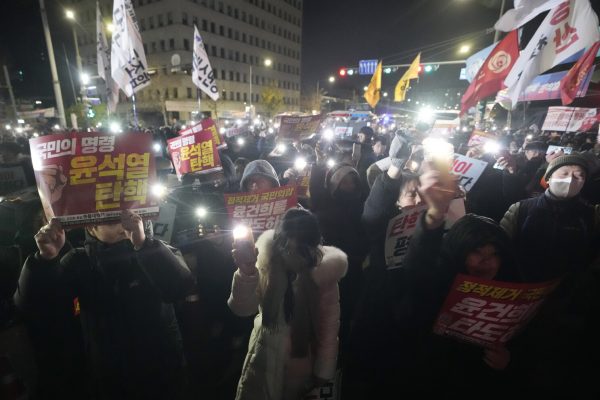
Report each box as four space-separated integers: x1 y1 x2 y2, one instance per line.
460 30 519 115
560 41 600 106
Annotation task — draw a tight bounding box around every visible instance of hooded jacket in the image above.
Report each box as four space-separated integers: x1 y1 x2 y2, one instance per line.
240 160 280 192
227 230 347 400
14 235 194 399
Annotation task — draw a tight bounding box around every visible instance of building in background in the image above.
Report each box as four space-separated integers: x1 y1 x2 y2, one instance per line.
69 0 302 123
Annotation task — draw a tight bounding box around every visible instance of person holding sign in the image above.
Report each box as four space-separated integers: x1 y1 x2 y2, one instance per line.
227 209 348 399
14 211 194 399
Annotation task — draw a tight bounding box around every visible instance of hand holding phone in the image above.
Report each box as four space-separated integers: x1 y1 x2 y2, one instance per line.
232 226 258 276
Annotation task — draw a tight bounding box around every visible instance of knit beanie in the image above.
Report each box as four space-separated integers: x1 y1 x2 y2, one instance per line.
544 154 589 181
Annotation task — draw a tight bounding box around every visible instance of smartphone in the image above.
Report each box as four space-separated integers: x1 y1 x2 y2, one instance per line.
232 225 256 264
493 150 511 170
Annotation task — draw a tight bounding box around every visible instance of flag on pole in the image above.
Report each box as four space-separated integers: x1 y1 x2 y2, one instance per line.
111 0 151 97
192 25 219 101
394 53 421 102
364 61 382 108
96 2 118 112
504 0 599 109
560 40 600 105
460 30 519 115
495 0 564 32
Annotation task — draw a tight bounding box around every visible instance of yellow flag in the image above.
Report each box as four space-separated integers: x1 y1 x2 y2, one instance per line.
394 53 421 102
364 61 382 108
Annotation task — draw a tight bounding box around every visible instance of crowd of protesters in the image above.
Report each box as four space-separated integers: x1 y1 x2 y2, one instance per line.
0 117 599 399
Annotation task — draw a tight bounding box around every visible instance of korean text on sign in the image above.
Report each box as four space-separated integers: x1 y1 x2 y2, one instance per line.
29 132 159 227
167 129 222 178
433 274 559 347
178 118 226 149
224 186 297 231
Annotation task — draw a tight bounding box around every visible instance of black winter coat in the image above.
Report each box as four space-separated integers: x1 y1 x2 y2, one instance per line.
14 236 194 400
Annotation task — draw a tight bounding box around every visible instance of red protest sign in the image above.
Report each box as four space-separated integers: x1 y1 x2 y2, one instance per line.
224 186 297 231
167 130 222 179
179 118 226 149
433 274 559 347
278 114 323 140
29 132 159 227
294 166 311 199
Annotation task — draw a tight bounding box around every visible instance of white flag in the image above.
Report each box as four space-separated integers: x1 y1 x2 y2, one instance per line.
495 0 564 32
192 26 219 101
504 0 599 108
96 2 118 112
111 0 151 97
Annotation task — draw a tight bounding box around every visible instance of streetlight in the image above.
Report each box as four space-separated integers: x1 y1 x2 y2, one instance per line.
315 76 336 112
65 9 83 78
106 23 115 33
249 58 273 113
80 72 90 85
328 76 335 83
459 44 471 54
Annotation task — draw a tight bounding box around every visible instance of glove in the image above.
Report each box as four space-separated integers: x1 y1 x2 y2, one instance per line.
389 131 409 168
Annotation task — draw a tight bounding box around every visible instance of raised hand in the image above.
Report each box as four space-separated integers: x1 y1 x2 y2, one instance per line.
121 210 146 249
35 218 65 260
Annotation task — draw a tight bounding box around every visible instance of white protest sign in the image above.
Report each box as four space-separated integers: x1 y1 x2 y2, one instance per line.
385 199 465 270
450 154 488 192
152 202 177 243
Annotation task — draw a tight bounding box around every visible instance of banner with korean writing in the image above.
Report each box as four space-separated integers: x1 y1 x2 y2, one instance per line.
518 67 594 102
278 114 324 140
385 199 465 269
450 154 488 192
167 129 222 179
432 274 559 347
178 118 226 149
224 186 297 231
29 132 158 227
542 106 599 132
0 166 29 195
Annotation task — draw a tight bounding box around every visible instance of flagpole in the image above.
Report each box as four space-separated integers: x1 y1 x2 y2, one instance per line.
132 94 139 128
197 88 202 120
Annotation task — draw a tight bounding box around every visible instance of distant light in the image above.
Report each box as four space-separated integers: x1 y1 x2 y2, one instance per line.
459 44 471 54
196 207 208 218
80 73 90 85
294 157 307 171
384 67 392 74
327 159 336 168
492 125 498 131
273 122 280 129
181 125 187 130
424 65 433 73
383 92 388 97
17 119 25 124
268 127 274 134
53 124 60 130
33 132 39 137
253 118 260 125
109 122 121 133
236 119 243 126
276 143 287 153
237 137 245 146
232 225 250 240
264 58 273 67
526 134 533 140
106 23 115 33
153 142 162 153
417 107 434 123
219 127 226 134
504 126 510 131
347 69 354 76
151 184 167 198
339 68 347 77
328 76 335 83
224 120 230 125
65 9 75 20
35 100 42 105
363 86 368 91
462 126 469 132
96 122 103 128
4 124 10 130
322 129 334 141
15 127 24 133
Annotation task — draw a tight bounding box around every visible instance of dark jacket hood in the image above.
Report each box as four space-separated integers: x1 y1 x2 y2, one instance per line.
240 159 280 191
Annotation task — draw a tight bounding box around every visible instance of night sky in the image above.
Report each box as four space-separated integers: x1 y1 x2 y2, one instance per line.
1 0 599 110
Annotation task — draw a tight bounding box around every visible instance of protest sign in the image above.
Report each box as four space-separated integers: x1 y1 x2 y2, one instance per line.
450 154 488 192
152 202 177 243
224 186 297 231
542 106 599 132
294 166 311 198
546 145 572 155
167 129 222 179
433 274 559 347
278 114 323 140
0 166 29 195
29 132 158 227
179 118 226 149
385 199 465 270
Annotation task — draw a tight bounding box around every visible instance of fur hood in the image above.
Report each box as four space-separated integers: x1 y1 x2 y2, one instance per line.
255 230 348 287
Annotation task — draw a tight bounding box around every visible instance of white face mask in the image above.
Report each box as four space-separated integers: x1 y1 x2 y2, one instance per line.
549 177 584 199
